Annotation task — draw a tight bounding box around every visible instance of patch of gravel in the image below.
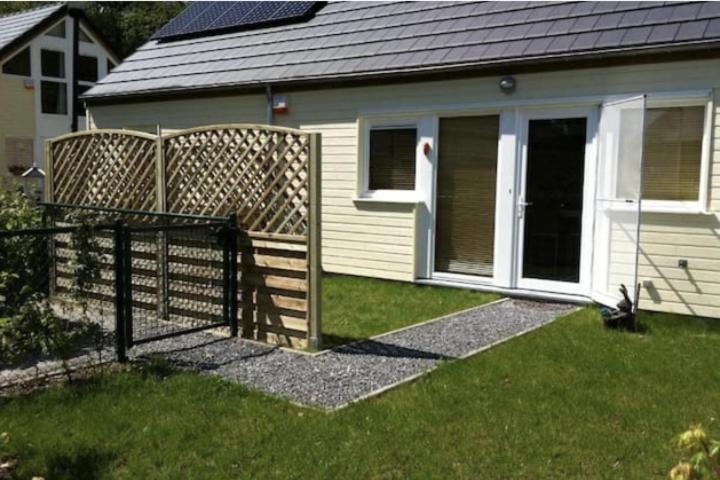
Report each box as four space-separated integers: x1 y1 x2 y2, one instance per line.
0 345 115 391
129 299 574 409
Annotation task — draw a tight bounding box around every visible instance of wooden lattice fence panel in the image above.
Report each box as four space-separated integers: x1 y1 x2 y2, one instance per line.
45 125 321 349
46 130 158 211
163 125 310 235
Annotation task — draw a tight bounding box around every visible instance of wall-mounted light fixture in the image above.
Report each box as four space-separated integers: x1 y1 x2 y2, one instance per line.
499 76 516 94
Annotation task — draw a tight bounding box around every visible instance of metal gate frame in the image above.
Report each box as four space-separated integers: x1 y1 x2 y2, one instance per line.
42 202 240 362
114 221 239 359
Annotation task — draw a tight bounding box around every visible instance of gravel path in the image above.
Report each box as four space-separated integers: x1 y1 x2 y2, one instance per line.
131 298 574 409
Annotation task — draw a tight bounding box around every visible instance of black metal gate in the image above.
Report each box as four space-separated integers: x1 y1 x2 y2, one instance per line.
43 203 239 361
115 221 239 358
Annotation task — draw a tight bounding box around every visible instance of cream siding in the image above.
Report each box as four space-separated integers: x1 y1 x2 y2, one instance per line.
89 58 720 318
0 75 35 175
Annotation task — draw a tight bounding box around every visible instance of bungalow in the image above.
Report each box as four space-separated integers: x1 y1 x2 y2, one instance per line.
84 1 720 318
0 3 119 177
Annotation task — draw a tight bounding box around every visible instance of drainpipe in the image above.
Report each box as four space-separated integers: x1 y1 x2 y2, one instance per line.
69 8 81 132
265 85 274 125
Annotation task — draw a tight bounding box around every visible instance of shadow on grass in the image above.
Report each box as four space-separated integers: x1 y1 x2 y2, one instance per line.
138 355 178 379
44 448 117 480
639 310 720 336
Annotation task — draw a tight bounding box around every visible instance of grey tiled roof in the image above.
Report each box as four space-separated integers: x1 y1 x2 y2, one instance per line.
86 1 720 99
0 3 64 59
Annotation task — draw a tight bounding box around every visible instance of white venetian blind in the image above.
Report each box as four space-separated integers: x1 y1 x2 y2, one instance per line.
642 106 704 201
434 115 499 277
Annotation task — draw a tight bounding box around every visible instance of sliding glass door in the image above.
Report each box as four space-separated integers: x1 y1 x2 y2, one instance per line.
434 115 499 278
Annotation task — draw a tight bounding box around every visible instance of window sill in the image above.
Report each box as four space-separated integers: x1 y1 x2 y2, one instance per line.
641 201 710 215
606 201 710 215
353 191 420 204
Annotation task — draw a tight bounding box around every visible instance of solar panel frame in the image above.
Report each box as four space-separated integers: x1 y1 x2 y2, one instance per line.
152 1 323 41
152 2 215 39
182 2 239 34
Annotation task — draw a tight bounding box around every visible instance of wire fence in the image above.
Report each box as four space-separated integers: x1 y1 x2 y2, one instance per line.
0 220 119 389
0 203 237 390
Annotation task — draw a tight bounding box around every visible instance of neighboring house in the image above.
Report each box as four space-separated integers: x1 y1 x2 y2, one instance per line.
0 3 119 176
85 1 720 318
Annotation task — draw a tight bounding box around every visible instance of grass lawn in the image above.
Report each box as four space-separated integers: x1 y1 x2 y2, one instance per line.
2 307 719 479
321 274 500 348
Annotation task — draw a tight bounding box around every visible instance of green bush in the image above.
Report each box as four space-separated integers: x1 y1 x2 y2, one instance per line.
0 179 106 378
670 425 720 479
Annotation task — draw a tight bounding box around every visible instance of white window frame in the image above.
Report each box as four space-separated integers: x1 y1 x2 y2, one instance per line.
356 116 423 203
642 91 713 214
38 47 68 116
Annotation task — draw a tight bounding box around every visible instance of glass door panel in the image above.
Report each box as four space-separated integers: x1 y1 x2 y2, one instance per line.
435 115 500 277
521 118 587 283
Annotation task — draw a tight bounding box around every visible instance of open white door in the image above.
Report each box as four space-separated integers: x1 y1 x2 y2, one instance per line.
592 96 646 310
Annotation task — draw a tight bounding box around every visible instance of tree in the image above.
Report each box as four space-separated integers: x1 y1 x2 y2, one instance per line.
0 2 186 59
83 2 186 59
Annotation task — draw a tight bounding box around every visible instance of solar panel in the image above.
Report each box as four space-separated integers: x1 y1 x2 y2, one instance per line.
153 1 323 41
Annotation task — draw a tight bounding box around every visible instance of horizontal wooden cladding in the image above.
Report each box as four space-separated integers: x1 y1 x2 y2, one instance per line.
245 273 307 292
641 299 720 319
246 238 307 252
255 311 308 333
255 292 306 313
240 231 311 341
322 262 414 282
637 265 720 284
249 254 306 272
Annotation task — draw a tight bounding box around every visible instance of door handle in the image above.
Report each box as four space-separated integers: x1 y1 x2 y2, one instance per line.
517 198 532 218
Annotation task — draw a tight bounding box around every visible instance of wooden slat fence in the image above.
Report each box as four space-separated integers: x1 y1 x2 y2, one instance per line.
45 125 322 348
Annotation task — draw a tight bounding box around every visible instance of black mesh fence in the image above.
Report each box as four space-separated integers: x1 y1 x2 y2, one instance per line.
126 223 229 344
0 203 238 390
0 221 119 389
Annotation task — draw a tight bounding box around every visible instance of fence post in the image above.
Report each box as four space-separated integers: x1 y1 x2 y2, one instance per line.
155 125 170 321
122 224 134 349
240 228 255 339
43 138 54 203
226 216 239 337
113 221 127 363
307 132 322 349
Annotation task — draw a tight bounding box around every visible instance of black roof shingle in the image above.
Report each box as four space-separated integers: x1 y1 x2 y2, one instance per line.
86 1 720 100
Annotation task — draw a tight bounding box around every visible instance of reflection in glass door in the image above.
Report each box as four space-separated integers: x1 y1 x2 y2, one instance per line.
521 118 587 283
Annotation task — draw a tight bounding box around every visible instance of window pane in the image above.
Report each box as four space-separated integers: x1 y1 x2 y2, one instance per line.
79 29 92 43
368 128 416 190
435 116 499 277
41 81 67 114
78 55 98 82
643 106 704 201
107 59 115 73
41 50 65 78
76 84 91 116
2 47 31 76
46 21 66 38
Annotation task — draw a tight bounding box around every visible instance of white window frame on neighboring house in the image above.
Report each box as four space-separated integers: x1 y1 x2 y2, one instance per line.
642 91 714 214
38 47 68 116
